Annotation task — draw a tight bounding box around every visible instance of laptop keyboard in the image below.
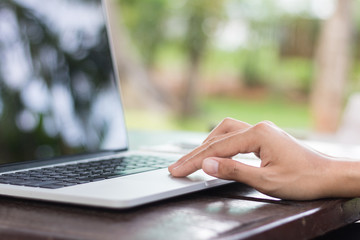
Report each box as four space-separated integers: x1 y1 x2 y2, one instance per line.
0 155 175 189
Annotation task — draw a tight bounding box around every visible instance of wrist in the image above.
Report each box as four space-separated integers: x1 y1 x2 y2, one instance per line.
321 158 360 198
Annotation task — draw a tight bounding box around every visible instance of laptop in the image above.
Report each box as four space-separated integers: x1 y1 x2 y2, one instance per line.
0 0 232 209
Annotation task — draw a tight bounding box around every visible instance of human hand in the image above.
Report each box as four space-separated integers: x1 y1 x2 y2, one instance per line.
168 118 345 200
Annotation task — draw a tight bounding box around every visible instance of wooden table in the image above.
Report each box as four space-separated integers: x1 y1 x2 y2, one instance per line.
0 183 359 240
0 131 360 240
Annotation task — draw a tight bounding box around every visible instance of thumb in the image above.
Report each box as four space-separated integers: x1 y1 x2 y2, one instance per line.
202 157 262 186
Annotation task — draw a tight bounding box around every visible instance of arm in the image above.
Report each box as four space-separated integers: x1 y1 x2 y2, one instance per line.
168 118 360 200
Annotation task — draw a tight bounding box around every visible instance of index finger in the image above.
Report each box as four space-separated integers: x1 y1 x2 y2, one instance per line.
169 128 259 177
168 129 241 172
168 119 251 172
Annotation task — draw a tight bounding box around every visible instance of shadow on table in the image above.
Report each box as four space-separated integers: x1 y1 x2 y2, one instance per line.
314 222 360 240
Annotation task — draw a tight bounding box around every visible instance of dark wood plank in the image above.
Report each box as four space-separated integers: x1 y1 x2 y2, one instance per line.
0 183 359 240
207 183 360 239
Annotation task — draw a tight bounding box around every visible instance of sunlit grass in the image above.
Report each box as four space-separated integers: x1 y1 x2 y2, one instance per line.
124 96 311 133
199 96 311 129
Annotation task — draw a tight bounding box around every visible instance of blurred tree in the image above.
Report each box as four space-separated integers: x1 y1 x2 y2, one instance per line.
106 0 170 110
115 0 225 116
234 1 281 89
118 0 168 68
311 0 354 133
181 0 225 117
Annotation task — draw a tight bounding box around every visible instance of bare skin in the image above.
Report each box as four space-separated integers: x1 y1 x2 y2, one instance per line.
168 118 360 200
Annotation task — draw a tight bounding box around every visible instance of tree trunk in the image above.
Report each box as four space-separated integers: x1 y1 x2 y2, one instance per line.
182 55 201 117
310 0 353 133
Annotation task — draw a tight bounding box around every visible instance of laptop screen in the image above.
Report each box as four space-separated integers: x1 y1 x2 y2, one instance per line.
0 0 128 166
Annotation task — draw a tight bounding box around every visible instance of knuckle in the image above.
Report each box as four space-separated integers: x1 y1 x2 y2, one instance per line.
252 121 273 133
223 117 234 123
262 120 275 126
221 117 234 127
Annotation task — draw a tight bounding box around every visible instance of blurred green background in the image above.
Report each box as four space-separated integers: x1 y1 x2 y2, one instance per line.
110 0 360 134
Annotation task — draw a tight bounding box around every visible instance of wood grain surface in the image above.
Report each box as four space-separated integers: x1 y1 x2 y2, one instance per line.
0 183 359 240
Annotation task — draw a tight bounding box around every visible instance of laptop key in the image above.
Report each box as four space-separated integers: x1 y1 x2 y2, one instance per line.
23 181 52 187
25 181 60 187
0 179 12 184
90 177 106 182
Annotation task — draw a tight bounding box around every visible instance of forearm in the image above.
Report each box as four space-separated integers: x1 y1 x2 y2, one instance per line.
323 159 360 198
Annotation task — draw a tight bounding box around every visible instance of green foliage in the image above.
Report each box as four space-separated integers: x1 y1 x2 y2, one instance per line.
182 0 225 59
240 48 278 87
117 0 320 94
117 0 358 131
274 58 314 94
228 46 313 93
118 0 227 66
118 0 169 66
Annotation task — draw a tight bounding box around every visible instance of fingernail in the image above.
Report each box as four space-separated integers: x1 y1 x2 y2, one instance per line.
168 163 175 169
203 158 219 175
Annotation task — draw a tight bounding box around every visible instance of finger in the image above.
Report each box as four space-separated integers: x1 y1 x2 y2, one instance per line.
168 141 212 172
168 119 251 172
203 118 252 144
168 129 245 172
170 128 260 177
202 157 262 186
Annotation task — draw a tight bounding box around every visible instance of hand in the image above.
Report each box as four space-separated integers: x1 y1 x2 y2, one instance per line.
168 118 359 200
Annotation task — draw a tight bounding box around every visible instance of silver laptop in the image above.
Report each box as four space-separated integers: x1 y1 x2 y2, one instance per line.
0 0 231 208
